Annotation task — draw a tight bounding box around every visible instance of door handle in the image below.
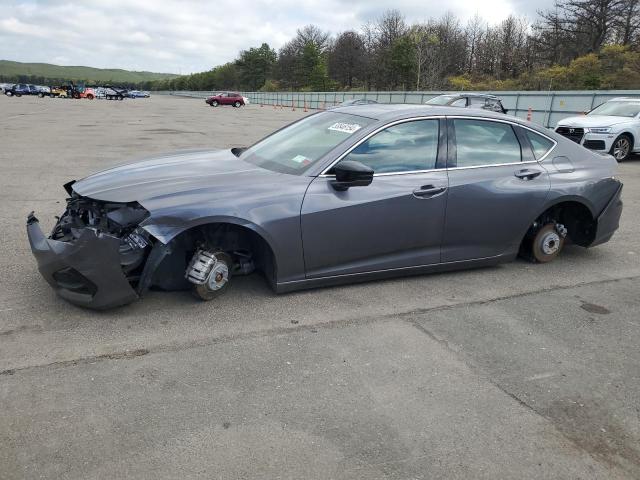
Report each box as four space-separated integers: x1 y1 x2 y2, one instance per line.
413 185 447 198
514 168 542 180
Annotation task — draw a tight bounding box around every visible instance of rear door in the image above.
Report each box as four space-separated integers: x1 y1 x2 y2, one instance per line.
441 117 551 262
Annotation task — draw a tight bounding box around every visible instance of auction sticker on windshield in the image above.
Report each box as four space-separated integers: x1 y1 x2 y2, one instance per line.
291 154 311 166
328 122 362 134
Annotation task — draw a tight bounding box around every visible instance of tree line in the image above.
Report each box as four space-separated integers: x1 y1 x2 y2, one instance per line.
7 1 640 91
155 0 640 91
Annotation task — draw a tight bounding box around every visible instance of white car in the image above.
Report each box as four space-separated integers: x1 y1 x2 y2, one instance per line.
556 97 640 161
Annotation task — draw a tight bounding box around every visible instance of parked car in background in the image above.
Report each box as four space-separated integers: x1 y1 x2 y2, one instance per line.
205 92 245 107
49 86 69 98
93 87 107 99
5 83 39 97
426 93 508 114
555 97 640 161
34 85 50 97
127 90 150 98
0 83 15 94
338 99 378 107
27 105 622 309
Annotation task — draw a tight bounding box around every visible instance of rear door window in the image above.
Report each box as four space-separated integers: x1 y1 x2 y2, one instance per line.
453 119 522 167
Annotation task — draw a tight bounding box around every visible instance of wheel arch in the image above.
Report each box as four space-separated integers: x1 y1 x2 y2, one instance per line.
616 130 635 141
143 216 279 288
525 197 597 247
537 195 597 218
614 130 635 151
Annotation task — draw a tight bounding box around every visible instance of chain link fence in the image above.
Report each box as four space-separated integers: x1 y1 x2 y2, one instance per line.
157 90 640 128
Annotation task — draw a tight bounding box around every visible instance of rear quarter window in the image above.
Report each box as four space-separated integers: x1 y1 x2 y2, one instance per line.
524 129 555 159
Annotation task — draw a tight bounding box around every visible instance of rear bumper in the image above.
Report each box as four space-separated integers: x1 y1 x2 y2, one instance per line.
27 215 139 309
591 183 623 247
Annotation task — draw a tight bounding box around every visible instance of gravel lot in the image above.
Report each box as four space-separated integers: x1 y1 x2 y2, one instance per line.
1 94 639 479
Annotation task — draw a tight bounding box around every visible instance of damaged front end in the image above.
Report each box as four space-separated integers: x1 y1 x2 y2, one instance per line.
27 191 160 309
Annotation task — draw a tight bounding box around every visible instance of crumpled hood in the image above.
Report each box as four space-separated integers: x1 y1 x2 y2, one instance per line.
72 149 276 203
557 115 633 128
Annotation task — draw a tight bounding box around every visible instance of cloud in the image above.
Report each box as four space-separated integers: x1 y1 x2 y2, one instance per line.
0 0 553 74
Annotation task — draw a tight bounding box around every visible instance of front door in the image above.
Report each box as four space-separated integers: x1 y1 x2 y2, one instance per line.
442 117 551 262
301 118 449 279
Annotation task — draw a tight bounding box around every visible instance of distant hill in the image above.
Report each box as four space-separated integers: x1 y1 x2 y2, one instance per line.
0 60 178 85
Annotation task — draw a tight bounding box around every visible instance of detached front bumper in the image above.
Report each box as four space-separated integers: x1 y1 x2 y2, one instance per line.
27 214 139 309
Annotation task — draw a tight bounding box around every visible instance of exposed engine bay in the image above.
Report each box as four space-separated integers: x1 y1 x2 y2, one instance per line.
50 193 153 287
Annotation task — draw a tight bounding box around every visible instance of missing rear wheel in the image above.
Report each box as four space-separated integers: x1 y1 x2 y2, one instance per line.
531 224 565 263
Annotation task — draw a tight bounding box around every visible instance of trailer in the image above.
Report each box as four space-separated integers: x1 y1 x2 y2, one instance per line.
103 86 129 101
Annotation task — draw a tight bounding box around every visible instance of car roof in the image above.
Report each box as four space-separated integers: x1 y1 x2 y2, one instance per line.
328 104 555 137
330 103 511 122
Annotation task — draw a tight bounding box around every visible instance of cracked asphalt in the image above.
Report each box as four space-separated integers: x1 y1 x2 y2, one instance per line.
1 95 639 479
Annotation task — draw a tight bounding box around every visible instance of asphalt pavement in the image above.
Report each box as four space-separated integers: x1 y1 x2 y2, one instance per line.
1 94 639 479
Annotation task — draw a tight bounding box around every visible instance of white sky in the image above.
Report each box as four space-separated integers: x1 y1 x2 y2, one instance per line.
0 0 553 74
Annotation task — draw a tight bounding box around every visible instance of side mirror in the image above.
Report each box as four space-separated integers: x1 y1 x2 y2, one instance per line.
331 160 374 191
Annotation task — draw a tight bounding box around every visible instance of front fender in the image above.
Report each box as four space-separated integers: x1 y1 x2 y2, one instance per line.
141 214 274 246
140 212 306 284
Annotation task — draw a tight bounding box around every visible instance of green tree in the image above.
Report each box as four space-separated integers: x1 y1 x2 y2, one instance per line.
390 35 416 89
301 42 328 89
236 43 277 90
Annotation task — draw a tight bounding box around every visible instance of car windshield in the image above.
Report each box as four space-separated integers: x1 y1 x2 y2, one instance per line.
589 101 640 117
426 95 457 105
241 111 376 175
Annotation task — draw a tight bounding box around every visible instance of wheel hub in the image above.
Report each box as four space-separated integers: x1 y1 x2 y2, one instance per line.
541 231 561 255
206 262 229 291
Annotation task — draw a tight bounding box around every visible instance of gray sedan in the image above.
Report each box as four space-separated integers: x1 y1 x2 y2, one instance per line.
27 105 623 309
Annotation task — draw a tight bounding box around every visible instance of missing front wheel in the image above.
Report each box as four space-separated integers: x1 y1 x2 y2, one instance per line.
185 249 233 300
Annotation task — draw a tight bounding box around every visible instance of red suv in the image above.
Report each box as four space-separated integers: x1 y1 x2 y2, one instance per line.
205 92 246 107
